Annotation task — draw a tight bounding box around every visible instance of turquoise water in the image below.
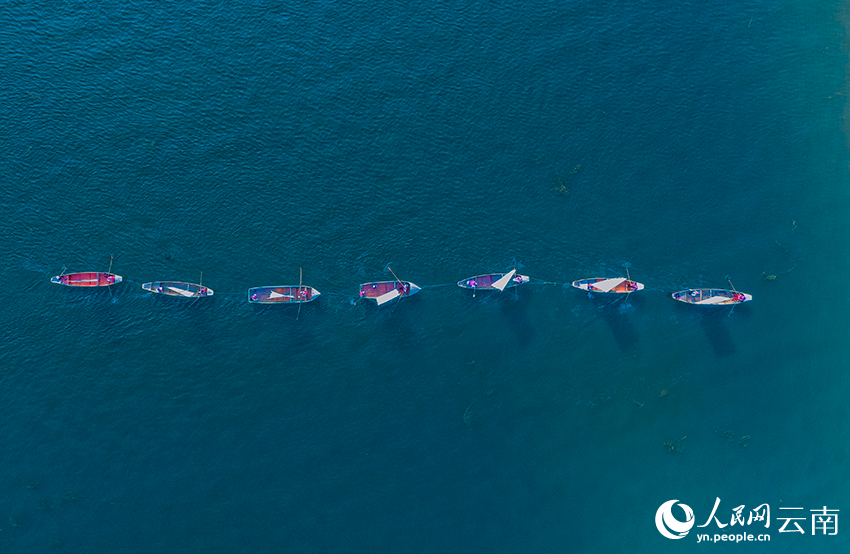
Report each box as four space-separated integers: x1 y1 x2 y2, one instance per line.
1 0 848 551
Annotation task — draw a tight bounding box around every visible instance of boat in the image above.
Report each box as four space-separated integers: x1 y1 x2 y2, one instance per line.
51 272 122 287
248 286 321 304
572 277 643 294
671 288 752 305
359 281 421 305
458 269 529 291
143 281 214 298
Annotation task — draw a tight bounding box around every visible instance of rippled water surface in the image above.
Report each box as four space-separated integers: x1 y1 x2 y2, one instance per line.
1 1 848 552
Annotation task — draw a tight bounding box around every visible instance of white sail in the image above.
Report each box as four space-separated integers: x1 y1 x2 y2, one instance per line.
269 291 292 299
591 278 626 292
375 289 400 305
491 269 517 291
167 286 195 297
697 295 732 305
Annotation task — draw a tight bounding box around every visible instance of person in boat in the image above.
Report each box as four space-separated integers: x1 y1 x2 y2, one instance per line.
468 278 478 288
690 290 699 297
514 275 523 285
734 293 745 302
629 282 638 291
199 287 206 296
300 288 308 300
157 285 164 293
251 293 259 301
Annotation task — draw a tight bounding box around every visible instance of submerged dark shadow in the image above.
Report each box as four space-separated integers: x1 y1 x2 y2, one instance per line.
594 294 641 351
695 307 738 357
498 291 534 348
350 295 421 352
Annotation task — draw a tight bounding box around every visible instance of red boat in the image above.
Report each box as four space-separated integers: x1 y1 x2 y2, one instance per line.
359 281 421 305
572 277 643 294
458 269 529 291
51 272 122 287
248 286 321 304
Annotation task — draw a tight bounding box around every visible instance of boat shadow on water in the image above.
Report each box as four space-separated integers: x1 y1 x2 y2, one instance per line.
496 292 534 348
593 294 641 352
680 303 751 357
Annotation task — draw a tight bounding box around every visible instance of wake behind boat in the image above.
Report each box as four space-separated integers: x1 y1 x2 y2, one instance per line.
672 288 752 305
359 281 420 305
458 269 529 291
572 277 643 294
248 286 321 304
51 272 122 287
143 281 213 298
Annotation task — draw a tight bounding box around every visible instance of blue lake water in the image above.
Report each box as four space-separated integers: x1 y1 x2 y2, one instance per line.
1 0 848 551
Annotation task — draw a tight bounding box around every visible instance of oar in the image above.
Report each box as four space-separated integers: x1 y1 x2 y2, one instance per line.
515 269 520 299
386 266 406 300
106 255 114 300
189 272 204 306
297 267 303 320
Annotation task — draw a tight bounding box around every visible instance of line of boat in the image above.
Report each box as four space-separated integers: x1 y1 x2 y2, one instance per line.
249 286 320 304
51 272 122 287
49 265 754 307
671 289 751 305
142 281 213 298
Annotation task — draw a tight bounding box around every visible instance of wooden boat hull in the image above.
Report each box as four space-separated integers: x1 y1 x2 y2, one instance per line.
51 272 122 287
359 281 421 302
143 281 214 298
248 286 321 304
572 277 644 294
457 273 530 290
672 289 752 305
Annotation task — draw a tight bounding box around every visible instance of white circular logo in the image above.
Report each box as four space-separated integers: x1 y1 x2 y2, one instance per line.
655 499 695 539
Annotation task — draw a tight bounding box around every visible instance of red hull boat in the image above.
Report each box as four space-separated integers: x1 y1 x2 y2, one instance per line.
51 272 122 287
359 281 421 305
248 286 321 304
458 270 529 291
